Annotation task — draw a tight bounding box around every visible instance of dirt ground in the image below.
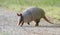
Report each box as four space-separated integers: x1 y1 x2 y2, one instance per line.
0 8 60 35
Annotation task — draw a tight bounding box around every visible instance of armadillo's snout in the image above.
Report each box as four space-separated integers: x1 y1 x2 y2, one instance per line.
18 14 24 26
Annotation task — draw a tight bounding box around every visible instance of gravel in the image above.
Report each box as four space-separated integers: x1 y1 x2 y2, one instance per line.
0 8 60 35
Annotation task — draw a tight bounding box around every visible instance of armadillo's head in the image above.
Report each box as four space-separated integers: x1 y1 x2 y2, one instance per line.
17 13 23 25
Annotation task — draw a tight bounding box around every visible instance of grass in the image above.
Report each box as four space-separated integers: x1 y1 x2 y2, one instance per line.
0 0 60 19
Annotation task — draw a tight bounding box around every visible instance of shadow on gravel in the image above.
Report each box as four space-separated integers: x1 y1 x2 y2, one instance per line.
19 25 60 28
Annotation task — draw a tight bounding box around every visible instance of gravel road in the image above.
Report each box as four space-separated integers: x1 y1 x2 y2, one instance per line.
0 8 60 35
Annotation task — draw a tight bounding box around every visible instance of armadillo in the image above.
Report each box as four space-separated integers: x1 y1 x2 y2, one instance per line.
17 7 53 26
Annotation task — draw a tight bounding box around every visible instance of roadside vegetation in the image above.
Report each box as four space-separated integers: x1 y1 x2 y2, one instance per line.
0 0 60 20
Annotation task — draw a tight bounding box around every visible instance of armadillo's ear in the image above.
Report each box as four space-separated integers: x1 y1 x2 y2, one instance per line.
17 13 22 16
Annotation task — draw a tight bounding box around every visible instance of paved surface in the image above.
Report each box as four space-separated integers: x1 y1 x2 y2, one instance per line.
0 8 60 35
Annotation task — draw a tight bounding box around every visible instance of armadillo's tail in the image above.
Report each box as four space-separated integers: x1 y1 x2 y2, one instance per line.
43 16 53 24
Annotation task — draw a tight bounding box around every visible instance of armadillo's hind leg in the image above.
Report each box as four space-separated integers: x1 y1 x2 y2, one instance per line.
35 19 40 26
